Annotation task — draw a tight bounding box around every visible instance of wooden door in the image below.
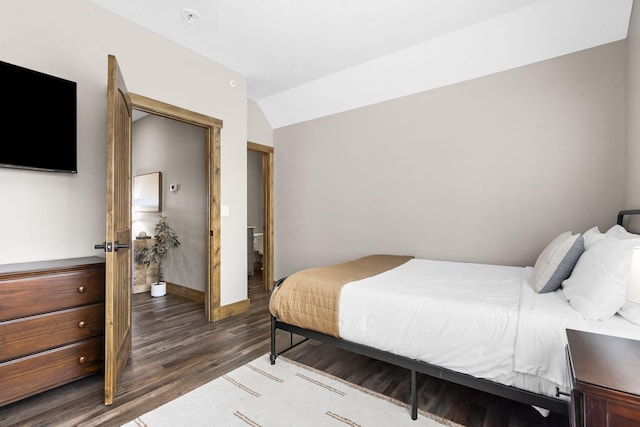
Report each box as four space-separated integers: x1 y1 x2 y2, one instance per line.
104 54 133 405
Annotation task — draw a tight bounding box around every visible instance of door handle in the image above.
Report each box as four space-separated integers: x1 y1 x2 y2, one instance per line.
114 242 129 251
94 241 128 252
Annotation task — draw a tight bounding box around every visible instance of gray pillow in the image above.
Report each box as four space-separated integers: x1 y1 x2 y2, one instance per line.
533 232 584 293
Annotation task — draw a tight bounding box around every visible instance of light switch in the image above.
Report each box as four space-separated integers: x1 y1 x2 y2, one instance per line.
221 205 230 217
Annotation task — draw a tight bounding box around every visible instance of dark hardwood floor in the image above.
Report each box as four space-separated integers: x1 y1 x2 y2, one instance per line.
0 271 570 427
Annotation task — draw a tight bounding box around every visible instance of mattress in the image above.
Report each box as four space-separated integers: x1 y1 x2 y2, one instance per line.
339 258 524 386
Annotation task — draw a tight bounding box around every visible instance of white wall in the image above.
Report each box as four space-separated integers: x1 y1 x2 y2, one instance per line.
274 41 628 278
246 98 272 234
0 0 248 306
248 99 274 148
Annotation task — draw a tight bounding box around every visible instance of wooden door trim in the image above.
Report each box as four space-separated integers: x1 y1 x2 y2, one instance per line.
247 141 274 290
131 93 222 321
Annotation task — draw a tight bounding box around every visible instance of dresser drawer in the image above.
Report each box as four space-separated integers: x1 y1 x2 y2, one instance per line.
0 268 104 321
0 337 103 406
0 303 104 361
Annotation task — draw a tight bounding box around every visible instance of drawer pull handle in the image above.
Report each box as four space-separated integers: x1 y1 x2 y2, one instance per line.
78 356 87 364
77 286 86 293
78 321 86 328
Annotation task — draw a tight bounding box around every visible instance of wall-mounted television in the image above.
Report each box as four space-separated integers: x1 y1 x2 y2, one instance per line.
0 60 77 173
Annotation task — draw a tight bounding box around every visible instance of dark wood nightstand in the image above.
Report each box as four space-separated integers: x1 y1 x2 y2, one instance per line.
566 329 640 427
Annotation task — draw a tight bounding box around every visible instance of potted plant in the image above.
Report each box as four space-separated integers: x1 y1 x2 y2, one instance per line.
134 216 181 297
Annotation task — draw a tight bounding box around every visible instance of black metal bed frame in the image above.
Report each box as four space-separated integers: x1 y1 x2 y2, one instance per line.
617 209 640 227
269 285 569 420
270 210 640 421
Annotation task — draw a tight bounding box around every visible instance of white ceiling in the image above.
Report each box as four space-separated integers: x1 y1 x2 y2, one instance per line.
90 0 634 128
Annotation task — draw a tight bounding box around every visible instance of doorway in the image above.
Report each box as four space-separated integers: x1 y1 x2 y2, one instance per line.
247 141 274 290
130 93 222 321
131 111 206 303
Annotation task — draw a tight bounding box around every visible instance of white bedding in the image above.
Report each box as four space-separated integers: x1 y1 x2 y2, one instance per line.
338 258 640 399
515 270 640 394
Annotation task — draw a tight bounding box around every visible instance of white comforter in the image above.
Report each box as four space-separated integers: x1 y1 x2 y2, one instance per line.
338 258 640 397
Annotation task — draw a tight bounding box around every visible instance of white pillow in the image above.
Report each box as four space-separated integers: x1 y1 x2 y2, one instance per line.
619 301 640 326
533 232 584 293
606 224 640 240
605 225 640 321
604 225 640 322
583 226 607 250
561 237 640 320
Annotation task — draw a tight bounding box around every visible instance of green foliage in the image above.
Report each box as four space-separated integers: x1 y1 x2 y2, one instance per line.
134 216 181 283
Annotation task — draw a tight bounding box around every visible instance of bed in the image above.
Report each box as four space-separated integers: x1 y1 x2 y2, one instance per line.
269 210 640 420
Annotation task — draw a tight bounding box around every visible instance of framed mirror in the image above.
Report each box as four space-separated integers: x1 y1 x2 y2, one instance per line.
133 171 162 212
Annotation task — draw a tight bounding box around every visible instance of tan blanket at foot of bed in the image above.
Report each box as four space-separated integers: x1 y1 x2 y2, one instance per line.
269 254 414 337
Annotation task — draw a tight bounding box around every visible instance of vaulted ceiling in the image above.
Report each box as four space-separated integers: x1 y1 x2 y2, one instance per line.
90 0 633 128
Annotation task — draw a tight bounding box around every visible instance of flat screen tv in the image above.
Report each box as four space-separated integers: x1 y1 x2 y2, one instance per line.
0 60 77 173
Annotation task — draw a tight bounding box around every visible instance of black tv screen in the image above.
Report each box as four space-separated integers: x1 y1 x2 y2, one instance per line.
0 61 77 173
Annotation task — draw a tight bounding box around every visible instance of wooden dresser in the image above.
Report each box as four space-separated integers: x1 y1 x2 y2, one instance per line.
566 329 640 427
0 257 105 406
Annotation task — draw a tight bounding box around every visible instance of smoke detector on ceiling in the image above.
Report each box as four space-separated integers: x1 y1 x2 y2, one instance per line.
182 8 200 24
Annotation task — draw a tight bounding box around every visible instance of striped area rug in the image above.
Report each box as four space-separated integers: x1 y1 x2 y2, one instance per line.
122 353 463 427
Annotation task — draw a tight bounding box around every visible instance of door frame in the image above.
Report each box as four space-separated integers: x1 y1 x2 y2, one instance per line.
131 93 223 321
247 141 274 290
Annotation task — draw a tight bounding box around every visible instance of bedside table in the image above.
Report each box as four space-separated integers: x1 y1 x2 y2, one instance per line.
566 329 640 427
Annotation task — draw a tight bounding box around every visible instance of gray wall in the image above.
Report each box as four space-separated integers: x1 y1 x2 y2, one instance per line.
247 150 264 234
132 115 206 291
274 41 628 277
628 2 640 217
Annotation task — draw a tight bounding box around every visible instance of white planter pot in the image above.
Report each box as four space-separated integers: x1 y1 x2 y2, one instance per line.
151 281 167 297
